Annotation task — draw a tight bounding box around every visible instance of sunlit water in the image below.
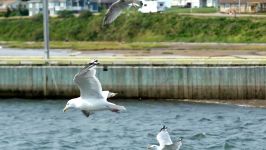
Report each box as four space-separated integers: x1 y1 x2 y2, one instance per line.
0 99 266 150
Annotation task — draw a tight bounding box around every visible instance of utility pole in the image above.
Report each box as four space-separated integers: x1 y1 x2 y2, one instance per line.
43 0 50 60
238 0 241 14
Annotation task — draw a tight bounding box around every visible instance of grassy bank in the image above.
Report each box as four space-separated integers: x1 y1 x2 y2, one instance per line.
0 13 266 43
1 56 266 65
2 41 266 51
0 41 167 50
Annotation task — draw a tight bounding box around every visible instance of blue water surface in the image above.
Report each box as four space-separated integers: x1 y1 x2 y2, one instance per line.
0 99 266 150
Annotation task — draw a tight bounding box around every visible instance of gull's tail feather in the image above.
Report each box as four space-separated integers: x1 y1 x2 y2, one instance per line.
102 91 118 100
108 92 118 98
107 102 126 112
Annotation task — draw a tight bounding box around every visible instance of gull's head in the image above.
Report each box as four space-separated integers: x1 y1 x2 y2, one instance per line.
147 145 159 150
63 99 76 112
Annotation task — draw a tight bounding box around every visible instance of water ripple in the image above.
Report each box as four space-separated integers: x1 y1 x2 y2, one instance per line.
0 99 266 149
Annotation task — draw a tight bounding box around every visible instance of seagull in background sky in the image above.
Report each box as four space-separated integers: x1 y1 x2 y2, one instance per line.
63 60 126 117
102 0 140 26
148 125 183 150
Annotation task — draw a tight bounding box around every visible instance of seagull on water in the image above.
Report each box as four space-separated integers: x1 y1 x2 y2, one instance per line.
102 0 140 26
148 126 183 150
63 60 126 117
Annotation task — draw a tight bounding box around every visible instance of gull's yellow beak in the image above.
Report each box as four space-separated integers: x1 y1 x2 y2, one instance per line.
63 106 69 112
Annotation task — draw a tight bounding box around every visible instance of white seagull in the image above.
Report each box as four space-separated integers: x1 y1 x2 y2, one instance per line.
148 126 183 150
63 60 126 117
102 0 139 26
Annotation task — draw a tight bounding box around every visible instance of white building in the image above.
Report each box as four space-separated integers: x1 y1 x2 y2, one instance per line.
28 0 90 16
171 0 218 8
138 0 167 13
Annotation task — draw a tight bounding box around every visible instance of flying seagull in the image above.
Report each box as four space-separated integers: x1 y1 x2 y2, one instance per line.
63 60 126 117
102 0 139 26
148 125 183 150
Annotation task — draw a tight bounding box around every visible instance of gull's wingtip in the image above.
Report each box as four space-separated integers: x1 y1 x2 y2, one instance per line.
89 59 99 65
160 125 167 131
123 106 127 111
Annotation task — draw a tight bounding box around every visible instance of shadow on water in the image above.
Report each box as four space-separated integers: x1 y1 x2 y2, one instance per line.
0 99 266 149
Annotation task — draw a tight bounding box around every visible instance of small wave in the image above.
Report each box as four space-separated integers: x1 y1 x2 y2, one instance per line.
175 115 180 119
244 122 254 126
199 118 212 122
234 117 241 123
16 141 34 147
206 144 223 149
258 118 266 122
235 104 254 108
69 128 82 134
147 133 155 137
215 115 224 120
191 132 206 140
62 145 76 149
177 129 192 132
241 138 256 142
224 142 236 149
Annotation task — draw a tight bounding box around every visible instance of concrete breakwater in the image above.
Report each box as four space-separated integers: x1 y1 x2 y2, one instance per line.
0 65 266 99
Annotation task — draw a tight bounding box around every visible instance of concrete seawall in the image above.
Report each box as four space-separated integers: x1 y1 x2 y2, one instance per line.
0 65 266 99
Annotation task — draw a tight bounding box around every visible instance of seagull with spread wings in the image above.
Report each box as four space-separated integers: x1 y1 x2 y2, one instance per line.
148 126 183 150
102 0 140 26
63 60 126 117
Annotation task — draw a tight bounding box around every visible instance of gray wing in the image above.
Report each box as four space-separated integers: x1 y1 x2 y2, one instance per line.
74 65 105 99
102 0 131 25
162 140 182 150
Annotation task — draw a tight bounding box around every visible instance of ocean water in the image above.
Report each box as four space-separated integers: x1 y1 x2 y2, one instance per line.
0 99 266 150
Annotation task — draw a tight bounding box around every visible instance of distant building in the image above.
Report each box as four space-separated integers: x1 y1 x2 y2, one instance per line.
28 0 92 16
171 0 218 8
89 0 117 12
220 0 266 13
138 0 167 13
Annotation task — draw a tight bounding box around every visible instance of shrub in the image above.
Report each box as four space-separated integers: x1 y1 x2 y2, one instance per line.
0 12 5 17
4 4 29 17
57 10 75 18
32 14 43 22
79 10 93 19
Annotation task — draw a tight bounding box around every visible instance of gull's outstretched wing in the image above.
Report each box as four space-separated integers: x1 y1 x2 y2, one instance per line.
73 61 105 100
157 129 173 147
102 0 131 26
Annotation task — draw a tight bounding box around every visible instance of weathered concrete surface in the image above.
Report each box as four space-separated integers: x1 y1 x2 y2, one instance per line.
0 65 266 99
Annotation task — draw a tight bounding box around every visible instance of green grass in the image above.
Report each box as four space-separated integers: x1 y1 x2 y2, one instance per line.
1 56 266 65
2 41 266 51
0 13 266 43
165 7 218 13
0 41 167 50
